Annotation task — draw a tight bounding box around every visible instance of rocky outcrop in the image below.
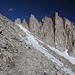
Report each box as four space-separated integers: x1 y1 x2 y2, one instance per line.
52 12 67 51
28 15 55 47
14 12 75 57
15 18 21 24
28 14 40 35
27 12 75 57
41 17 55 47
63 18 75 56
22 19 28 29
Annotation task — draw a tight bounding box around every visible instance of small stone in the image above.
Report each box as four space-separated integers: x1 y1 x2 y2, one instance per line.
44 73 50 75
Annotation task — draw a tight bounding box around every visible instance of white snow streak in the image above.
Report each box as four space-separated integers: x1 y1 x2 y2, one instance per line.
17 24 75 75
47 45 75 65
36 33 75 65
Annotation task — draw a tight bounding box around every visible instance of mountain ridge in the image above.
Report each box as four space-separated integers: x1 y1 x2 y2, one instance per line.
15 12 75 57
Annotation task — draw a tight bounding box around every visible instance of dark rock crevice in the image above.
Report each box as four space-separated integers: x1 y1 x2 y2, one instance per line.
52 14 56 44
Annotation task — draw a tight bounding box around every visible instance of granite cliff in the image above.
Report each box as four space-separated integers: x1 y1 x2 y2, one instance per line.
15 12 75 57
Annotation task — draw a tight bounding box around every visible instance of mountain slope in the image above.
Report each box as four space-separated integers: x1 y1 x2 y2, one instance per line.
0 13 75 75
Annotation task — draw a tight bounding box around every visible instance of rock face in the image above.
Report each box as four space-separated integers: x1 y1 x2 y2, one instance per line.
63 18 75 57
52 12 67 51
28 15 55 47
41 17 55 46
15 13 75 57
27 12 75 57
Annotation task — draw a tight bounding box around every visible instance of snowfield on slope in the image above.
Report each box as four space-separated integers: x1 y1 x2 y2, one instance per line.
17 24 75 75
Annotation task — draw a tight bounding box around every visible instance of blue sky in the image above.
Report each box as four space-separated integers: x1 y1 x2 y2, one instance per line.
0 0 75 24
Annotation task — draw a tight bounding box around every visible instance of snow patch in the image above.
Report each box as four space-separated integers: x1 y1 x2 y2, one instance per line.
47 45 75 65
